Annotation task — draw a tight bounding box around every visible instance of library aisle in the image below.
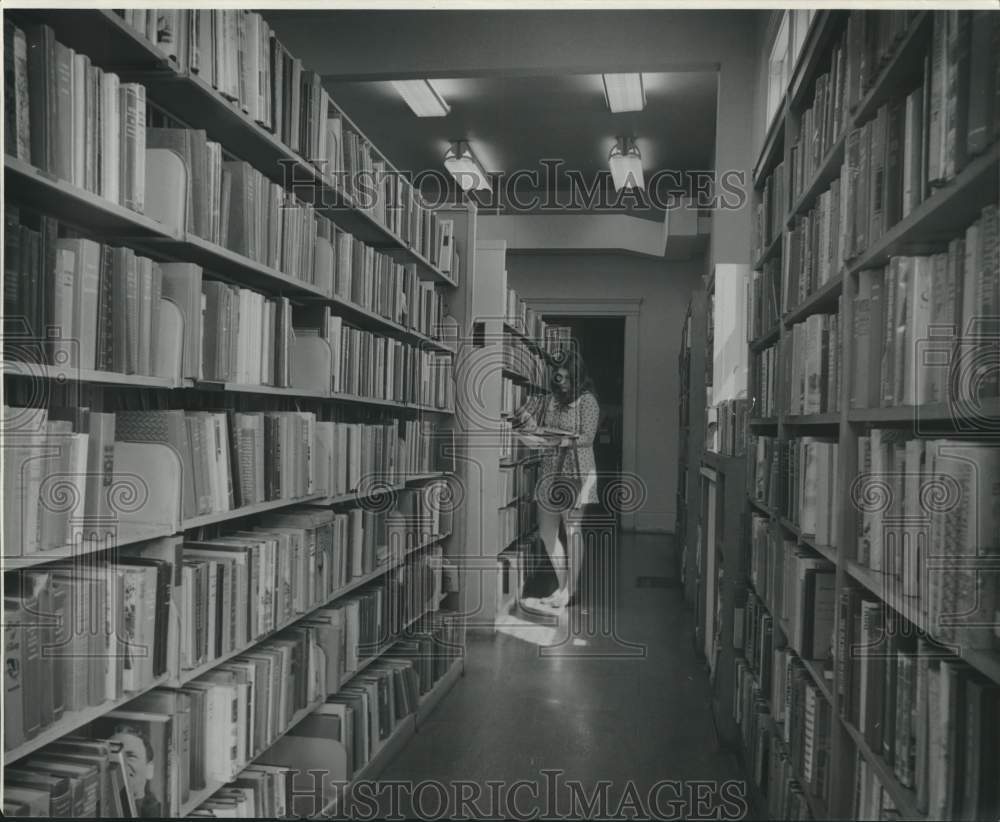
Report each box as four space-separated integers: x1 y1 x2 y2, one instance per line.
378 533 745 818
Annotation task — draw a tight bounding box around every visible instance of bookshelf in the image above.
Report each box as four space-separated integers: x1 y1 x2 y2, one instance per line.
3 8 469 817
743 9 1000 820
677 290 708 603
449 237 557 626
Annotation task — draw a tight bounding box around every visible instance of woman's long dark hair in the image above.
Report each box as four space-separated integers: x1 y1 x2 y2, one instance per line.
551 345 597 406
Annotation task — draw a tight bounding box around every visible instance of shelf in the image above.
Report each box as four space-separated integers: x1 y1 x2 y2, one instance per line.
194 381 331 400
180 493 328 530
502 367 532 385
171 532 450 687
747 496 774 517
145 232 331 301
749 324 781 352
6 156 330 303
179 695 325 816
787 11 847 111
499 453 543 468
783 412 841 426
753 103 786 190
136 68 455 285
782 272 844 326
319 473 452 506
848 397 1000 425
4 13 453 286
786 129 847 223
1 359 188 389
1 523 177 570
5 155 177 240
749 417 779 427
700 450 743 470
753 233 783 270
840 717 924 820
415 656 463 724
847 143 1000 274
799 656 835 706
845 560 1000 686
325 296 456 354
3 674 170 765
850 12 931 128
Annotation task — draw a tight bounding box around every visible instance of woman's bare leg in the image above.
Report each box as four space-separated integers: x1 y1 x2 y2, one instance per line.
563 508 585 603
537 507 567 602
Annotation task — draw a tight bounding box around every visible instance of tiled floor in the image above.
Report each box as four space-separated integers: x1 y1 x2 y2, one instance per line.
371 532 749 820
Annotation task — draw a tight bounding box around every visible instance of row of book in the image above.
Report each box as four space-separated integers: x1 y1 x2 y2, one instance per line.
835 596 1000 820
855 433 1000 652
3 209 197 375
192 613 465 817
749 435 841 547
839 18 999 265
711 397 750 456
336 325 455 409
202 282 292 386
2 404 450 552
787 22 853 207
503 337 545 386
4 541 176 753
505 286 553 345
292 305 455 407
4 548 449 815
783 309 843 415
498 459 539 509
788 11 920 204
736 514 836 672
176 502 444 673
6 19 457 283
113 10 447 259
207 271 450 390
752 345 778 418
326 231 452 340
501 376 530 418
733 652 833 815
5 22 148 211
850 209 1000 411
783 185 845 313
747 260 781 342
754 161 785 262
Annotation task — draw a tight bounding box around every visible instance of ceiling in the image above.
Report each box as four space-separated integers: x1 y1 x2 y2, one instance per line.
322 71 718 215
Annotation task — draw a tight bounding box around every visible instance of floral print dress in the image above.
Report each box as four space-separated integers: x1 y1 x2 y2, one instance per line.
534 391 600 510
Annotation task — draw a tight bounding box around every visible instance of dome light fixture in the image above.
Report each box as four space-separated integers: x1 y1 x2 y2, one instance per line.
608 137 645 191
443 141 491 192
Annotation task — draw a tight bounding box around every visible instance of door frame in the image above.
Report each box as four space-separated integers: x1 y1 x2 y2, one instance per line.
525 297 641 531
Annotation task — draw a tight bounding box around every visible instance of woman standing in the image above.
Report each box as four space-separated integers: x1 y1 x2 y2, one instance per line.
513 348 600 611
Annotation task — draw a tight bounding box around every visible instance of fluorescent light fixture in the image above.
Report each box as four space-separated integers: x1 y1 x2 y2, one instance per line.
392 79 450 117
602 73 646 113
443 141 491 192
608 137 645 191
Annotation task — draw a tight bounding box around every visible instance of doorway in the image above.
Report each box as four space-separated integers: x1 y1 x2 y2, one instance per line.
543 314 626 515
521 314 627 601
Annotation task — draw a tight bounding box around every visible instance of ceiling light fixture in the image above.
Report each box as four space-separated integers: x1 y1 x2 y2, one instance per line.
602 73 646 113
392 79 450 117
608 137 645 191
443 141 492 192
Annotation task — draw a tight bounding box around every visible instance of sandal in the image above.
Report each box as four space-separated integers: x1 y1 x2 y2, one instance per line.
541 590 569 609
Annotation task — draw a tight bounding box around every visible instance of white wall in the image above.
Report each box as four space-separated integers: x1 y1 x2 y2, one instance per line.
506 252 704 533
